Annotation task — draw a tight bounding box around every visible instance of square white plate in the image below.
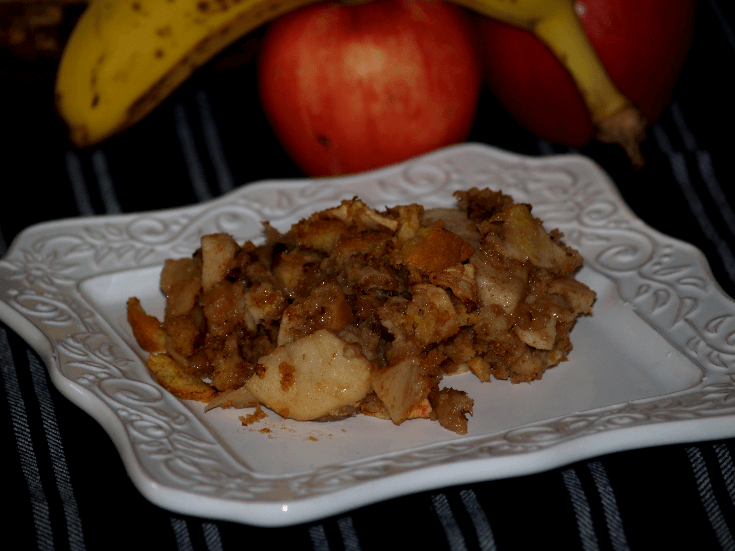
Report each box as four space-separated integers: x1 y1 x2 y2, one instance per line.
2 143 734 526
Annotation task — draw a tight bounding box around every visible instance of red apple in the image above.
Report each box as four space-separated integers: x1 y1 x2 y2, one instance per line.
257 0 482 177
474 0 696 147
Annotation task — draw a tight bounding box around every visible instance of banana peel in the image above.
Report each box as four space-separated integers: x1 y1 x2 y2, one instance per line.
54 0 647 165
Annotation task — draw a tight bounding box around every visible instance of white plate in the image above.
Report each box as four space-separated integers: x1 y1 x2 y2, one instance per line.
2 143 734 527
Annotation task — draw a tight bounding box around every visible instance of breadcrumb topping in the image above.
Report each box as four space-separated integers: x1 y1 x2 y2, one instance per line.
128 188 595 434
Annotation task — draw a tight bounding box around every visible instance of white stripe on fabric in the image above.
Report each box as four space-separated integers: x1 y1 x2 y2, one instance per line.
195 90 235 194
587 461 630 551
91 150 122 214
432 492 468 551
707 0 735 52
459 488 497 551
561 468 600 551
697 150 735 239
27 351 86 551
170 517 194 551
337 516 361 551
651 124 735 286
669 101 698 152
651 120 674 154
714 444 735 506
0 225 7 256
686 446 735 550
201 521 223 551
65 150 95 216
309 524 330 551
173 102 212 203
0 327 54 550
669 101 735 240
671 151 735 283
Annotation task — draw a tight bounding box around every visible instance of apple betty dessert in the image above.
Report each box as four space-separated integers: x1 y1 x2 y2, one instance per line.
128 188 595 434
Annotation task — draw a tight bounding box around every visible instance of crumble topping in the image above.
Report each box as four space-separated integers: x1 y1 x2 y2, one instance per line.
128 188 596 434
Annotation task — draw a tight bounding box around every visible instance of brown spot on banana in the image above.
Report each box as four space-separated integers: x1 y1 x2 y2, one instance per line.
197 0 247 14
131 1 152 16
125 10 267 129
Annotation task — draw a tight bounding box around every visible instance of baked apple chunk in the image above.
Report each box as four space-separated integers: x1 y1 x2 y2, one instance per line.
246 329 373 421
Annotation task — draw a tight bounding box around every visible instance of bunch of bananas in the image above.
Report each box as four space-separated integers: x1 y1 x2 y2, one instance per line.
54 0 646 164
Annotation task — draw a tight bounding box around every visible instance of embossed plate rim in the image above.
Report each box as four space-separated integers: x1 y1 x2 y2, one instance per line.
1 142 735 527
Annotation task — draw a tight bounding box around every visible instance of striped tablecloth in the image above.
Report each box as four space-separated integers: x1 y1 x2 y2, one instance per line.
2 1 734 549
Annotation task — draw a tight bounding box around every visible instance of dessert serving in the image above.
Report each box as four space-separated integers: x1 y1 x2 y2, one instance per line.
127 187 596 434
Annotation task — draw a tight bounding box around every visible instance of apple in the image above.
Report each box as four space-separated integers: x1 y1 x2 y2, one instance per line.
257 0 483 177
474 0 696 148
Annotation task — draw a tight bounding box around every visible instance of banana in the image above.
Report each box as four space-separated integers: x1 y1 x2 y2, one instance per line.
55 0 645 164
55 0 324 147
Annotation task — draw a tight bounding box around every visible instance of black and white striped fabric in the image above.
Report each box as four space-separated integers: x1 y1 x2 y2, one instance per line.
2 1 734 549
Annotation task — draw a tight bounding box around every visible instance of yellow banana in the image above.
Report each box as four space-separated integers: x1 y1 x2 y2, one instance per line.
55 0 324 147
55 0 645 164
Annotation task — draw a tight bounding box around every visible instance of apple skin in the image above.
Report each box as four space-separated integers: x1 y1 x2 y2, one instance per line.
474 0 696 147
257 0 483 177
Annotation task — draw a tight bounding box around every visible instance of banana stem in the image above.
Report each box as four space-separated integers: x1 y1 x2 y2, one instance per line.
533 2 646 166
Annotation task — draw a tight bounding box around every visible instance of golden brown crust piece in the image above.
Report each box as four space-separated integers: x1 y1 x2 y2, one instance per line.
126 297 166 353
396 223 475 275
146 353 216 402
